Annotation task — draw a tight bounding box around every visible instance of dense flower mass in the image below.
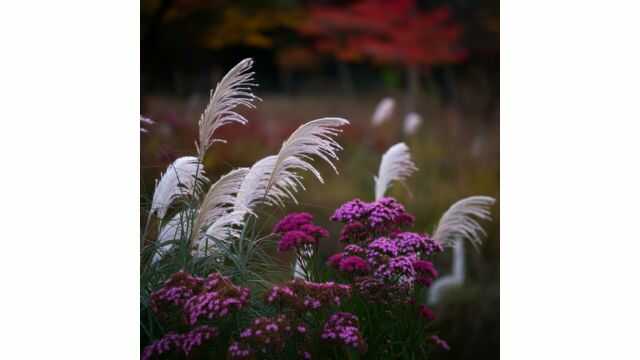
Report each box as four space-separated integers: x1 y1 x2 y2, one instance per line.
338 255 370 274
321 312 367 353
228 315 290 359
142 332 184 360
142 325 220 360
413 259 438 286
265 279 351 311
150 271 203 316
273 213 328 252
331 197 414 234
395 232 443 256
149 272 250 326
182 325 220 356
327 198 443 302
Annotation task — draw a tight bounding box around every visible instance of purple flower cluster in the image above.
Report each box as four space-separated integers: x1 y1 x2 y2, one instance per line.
413 259 438 287
337 256 370 274
373 255 417 287
395 232 444 256
142 325 219 360
338 221 368 243
149 272 250 326
273 213 328 252
183 286 250 325
141 332 184 360
419 305 435 321
150 271 202 316
228 315 311 359
321 312 367 353
265 279 351 311
331 197 414 240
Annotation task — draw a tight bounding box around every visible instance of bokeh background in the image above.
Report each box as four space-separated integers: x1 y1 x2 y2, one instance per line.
141 0 499 358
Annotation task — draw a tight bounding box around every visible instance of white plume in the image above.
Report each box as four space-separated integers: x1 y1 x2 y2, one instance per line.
152 211 189 264
140 115 154 133
403 112 423 136
374 142 418 200
371 97 395 126
234 117 349 215
432 196 495 249
197 58 260 157
190 168 249 247
151 157 208 220
199 210 248 255
428 240 465 304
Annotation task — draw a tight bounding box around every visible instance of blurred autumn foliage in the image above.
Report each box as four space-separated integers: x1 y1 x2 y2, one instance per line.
300 0 466 66
141 0 498 97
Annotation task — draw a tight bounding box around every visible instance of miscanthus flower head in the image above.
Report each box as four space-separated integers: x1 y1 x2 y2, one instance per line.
321 312 367 353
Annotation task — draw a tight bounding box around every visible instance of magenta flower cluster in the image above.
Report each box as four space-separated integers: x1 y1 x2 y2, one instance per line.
145 272 250 358
141 325 219 360
321 312 367 353
265 279 351 311
228 315 311 359
273 212 329 252
328 198 444 301
331 197 414 237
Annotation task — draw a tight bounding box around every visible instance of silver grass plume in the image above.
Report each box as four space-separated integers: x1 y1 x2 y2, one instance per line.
371 97 395 126
428 240 465 304
200 209 248 256
403 112 423 136
427 196 495 304
150 156 208 220
432 196 496 249
196 58 260 158
374 142 418 200
140 115 154 133
190 168 249 251
153 211 191 264
234 117 350 216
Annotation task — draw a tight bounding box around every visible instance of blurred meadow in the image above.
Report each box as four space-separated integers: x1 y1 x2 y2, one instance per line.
141 0 499 358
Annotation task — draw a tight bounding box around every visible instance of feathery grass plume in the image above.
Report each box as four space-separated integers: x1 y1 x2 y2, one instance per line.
432 196 495 249
428 240 464 304
151 157 208 220
140 115 154 133
234 117 350 216
190 168 250 247
403 112 423 136
371 97 395 126
153 211 190 264
374 142 418 200
196 58 260 158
